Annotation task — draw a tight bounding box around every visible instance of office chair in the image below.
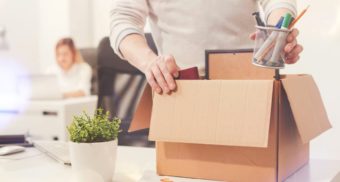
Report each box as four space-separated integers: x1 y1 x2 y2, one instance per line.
97 33 157 147
79 48 98 95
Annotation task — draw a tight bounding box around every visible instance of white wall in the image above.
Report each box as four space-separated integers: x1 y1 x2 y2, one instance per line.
38 0 93 70
283 0 340 160
92 0 151 47
92 0 111 47
38 0 70 70
0 0 40 74
69 0 93 48
0 0 40 110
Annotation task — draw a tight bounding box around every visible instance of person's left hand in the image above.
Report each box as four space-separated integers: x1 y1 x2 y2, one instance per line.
250 28 303 64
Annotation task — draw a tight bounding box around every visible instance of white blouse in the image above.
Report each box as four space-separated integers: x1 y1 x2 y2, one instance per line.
46 62 92 96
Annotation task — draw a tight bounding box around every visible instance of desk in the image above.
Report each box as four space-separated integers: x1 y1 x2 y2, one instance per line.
1 146 340 182
0 96 97 141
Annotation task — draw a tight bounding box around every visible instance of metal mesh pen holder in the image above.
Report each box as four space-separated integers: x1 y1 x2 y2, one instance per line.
253 26 291 69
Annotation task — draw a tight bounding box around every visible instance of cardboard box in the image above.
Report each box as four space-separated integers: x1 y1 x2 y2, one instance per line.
129 52 331 182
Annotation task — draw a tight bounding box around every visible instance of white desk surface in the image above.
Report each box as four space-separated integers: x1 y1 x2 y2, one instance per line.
0 146 340 182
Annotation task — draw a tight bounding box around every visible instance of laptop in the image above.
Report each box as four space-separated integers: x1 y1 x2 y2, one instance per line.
17 74 63 100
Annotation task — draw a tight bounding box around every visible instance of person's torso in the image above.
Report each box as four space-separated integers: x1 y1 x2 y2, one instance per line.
147 0 258 74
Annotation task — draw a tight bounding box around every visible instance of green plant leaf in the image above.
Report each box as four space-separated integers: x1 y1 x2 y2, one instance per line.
67 108 121 143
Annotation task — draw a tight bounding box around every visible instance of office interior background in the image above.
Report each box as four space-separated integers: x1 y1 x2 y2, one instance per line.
0 0 340 160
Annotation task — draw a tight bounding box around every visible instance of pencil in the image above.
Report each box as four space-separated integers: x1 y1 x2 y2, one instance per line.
289 5 310 29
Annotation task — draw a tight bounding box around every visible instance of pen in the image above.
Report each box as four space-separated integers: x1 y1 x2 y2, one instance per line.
252 12 265 26
267 13 292 67
252 12 267 38
274 16 285 29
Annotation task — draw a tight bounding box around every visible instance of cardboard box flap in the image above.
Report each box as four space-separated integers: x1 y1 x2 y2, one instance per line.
128 85 152 132
282 75 331 143
149 80 274 148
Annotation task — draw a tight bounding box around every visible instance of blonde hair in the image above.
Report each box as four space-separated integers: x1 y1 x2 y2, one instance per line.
56 37 84 63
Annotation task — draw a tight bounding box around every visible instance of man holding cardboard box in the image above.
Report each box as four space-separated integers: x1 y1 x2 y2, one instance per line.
110 0 303 94
109 1 332 182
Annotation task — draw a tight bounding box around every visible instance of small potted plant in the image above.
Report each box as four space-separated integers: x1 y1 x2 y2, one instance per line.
67 108 121 182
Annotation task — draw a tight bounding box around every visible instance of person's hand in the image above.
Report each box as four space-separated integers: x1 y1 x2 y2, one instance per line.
250 28 303 64
283 28 303 64
143 55 179 94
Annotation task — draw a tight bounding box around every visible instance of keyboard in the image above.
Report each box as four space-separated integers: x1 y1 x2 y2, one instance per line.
34 141 71 165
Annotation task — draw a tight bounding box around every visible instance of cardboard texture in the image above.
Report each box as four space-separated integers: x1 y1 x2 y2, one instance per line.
206 50 275 80
129 51 331 182
281 75 331 143
149 80 274 148
277 83 310 181
156 81 280 182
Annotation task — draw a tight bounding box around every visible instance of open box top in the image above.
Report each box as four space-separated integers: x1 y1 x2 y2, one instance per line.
129 51 331 148
129 74 331 148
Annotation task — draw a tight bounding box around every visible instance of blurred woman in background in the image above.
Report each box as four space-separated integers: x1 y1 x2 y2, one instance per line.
47 38 92 98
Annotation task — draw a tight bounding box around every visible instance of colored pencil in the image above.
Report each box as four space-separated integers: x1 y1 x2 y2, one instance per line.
289 5 310 29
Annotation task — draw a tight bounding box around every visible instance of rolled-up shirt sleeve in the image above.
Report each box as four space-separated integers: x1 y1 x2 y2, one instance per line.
258 0 297 23
109 0 149 59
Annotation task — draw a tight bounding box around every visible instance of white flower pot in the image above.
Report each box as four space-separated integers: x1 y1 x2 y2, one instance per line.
69 140 118 182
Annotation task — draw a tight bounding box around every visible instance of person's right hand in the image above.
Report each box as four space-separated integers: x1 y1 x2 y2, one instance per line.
143 55 179 94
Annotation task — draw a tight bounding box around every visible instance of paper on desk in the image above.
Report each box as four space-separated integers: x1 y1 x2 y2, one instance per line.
138 171 221 182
